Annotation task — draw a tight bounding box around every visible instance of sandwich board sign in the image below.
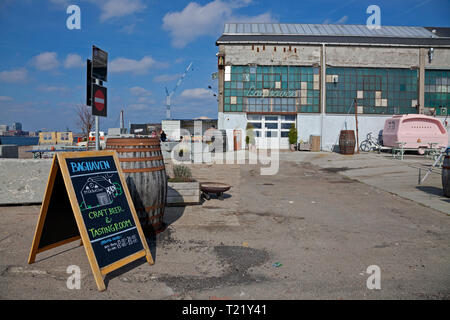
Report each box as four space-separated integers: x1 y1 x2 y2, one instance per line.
28 150 153 291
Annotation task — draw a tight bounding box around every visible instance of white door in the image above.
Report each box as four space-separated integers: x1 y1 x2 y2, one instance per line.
263 115 280 149
246 114 263 148
246 115 297 150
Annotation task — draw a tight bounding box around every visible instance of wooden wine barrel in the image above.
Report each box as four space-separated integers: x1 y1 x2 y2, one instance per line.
442 155 450 198
105 137 168 233
339 130 356 155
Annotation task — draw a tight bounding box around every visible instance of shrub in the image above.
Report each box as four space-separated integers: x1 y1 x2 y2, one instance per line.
288 124 297 145
246 122 255 145
171 164 193 182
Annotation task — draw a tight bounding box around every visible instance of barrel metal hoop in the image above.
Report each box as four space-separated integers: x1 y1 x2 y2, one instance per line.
111 147 161 153
122 166 166 173
119 156 164 162
106 142 161 147
145 204 165 212
106 139 160 145
146 214 164 222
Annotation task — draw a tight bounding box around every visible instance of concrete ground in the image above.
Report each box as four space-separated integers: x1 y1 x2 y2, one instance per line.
0 151 449 299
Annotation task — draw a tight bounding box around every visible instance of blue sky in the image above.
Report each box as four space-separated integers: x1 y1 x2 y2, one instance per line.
0 0 449 132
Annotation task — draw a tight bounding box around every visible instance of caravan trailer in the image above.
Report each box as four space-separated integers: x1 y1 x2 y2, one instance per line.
382 115 448 150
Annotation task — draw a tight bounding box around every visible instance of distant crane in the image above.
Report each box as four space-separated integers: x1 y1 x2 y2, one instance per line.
165 62 193 120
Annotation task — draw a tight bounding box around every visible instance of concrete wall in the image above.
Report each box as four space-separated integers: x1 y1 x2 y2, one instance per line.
220 44 321 66
219 112 392 151
218 112 247 151
301 114 450 151
221 44 450 70
221 112 450 151
425 48 450 69
296 114 322 143
298 114 390 151
326 46 420 68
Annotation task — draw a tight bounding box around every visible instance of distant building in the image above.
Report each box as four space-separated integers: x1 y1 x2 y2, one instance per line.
11 122 22 131
130 123 162 135
162 119 218 141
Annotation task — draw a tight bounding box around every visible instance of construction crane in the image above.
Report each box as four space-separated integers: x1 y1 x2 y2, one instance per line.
165 62 193 120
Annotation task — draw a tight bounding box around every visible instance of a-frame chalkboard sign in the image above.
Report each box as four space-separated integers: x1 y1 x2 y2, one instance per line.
28 150 154 291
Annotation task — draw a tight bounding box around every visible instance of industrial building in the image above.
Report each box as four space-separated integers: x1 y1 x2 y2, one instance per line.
215 23 450 150
162 118 218 141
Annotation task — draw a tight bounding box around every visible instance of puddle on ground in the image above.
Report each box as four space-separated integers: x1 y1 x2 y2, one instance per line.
157 245 270 293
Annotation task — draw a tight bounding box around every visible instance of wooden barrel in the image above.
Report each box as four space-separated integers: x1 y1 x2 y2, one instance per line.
339 130 356 155
443 156 450 198
105 137 168 233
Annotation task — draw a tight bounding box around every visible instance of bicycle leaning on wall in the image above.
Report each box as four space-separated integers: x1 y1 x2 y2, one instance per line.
360 132 382 152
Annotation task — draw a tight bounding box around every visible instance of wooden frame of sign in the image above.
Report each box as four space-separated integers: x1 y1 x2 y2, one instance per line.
28 150 154 291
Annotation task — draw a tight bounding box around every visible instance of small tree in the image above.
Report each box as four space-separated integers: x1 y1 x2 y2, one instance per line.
288 124 297 145
75 103 94 140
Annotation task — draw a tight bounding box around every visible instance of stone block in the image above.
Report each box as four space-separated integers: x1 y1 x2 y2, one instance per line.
0 145 18 158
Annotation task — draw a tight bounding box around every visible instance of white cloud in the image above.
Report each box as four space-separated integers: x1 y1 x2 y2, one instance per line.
49 0 146 21
120 23 136 34
323 15 349 24
180 88 214 100
109 56 156 74
0 96 13 101
0 68 28 83
37 85 72 94
153 73 182 83
64 53 84 68
30 52 59 71
87 0 146 22
128 103 150 111
162 0 276 48
129 86 151 96
336 15 348 24
48 0 71 6
137 97 155 104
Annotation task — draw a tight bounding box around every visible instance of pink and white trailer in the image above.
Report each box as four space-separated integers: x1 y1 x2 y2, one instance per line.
382 114 448 150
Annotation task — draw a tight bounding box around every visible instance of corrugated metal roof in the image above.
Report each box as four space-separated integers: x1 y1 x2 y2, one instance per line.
223 23 439 38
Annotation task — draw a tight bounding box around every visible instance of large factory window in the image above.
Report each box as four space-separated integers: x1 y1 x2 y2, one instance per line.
425 70 450 116
326 68 418 115
223 65 320 113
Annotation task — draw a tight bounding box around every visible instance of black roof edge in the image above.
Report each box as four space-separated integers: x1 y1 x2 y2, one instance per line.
216 34 450 46
424 27 450 38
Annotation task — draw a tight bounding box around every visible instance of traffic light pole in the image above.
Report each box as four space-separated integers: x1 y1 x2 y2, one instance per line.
95 78 100 151
95 115 99 150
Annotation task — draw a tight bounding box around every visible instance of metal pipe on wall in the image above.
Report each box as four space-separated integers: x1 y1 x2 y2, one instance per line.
320 43 326 151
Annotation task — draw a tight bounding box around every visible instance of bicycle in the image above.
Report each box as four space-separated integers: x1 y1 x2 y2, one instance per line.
360 132 381 152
